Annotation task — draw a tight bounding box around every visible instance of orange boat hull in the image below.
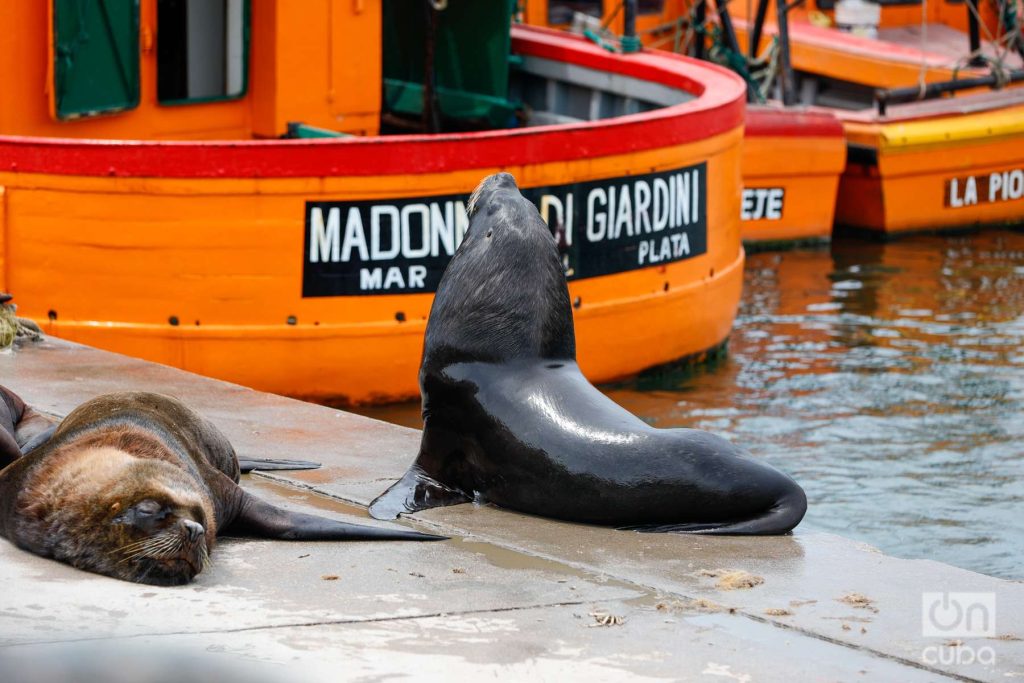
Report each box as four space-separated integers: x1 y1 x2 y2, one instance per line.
837 93 1024 234
743 107 846 243
0 27 746 404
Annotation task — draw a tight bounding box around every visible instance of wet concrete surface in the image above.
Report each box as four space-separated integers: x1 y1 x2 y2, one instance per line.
2 338 1023 682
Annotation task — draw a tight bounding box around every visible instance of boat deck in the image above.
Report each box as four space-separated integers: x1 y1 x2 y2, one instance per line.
840 84 1024 122
878 22 1024 70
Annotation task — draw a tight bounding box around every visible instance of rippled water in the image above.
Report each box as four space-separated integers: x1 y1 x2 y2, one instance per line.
355 229 1024 580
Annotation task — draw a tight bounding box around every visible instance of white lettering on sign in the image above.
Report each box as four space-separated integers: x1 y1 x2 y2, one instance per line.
584 169 701 245
946 167 1024 208
304 164 707 296
741 188 784 221
311 200 470 264
637 232 691 265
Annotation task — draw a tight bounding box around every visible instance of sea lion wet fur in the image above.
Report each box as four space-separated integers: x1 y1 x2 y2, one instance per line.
370 173 807 534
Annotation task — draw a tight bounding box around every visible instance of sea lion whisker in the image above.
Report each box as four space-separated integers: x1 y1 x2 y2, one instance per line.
199 544 211 571
120 533 178 560
120 539 160 554
119 537 155 551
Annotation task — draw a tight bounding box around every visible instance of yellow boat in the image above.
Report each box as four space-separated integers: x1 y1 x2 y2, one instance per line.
0 1 746 404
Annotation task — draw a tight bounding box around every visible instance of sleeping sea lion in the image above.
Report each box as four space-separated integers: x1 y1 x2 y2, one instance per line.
0 387 443 585
370 173 807 534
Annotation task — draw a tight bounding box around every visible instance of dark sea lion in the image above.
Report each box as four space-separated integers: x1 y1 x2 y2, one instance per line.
0 387 443 585
370 173 807 534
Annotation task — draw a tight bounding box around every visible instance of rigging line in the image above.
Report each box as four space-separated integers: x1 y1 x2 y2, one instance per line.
964 0 1011 71
917 0 928 98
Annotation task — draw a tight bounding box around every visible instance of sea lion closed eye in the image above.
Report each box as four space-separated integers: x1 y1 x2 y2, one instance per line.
0 387 443 585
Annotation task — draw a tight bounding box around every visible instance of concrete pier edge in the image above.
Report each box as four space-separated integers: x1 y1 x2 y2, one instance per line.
1 337 1021 682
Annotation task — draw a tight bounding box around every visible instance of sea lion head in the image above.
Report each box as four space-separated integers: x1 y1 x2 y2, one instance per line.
423 173 575 368
13 444 216 586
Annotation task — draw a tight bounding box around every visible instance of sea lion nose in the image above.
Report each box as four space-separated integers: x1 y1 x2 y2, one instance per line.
182 519 205 543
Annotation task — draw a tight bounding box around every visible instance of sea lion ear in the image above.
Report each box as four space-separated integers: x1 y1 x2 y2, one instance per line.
368 465 472 521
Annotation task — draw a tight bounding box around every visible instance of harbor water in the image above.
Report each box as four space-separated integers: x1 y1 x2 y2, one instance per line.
354 229 1024 580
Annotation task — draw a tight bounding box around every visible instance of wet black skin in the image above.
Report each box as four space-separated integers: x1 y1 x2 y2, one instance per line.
370 173 807 534
0 389 443 585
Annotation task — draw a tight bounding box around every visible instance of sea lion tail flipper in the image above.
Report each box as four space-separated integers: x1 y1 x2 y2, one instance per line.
237 458 322 473
228 489 446 541
368 466 472 521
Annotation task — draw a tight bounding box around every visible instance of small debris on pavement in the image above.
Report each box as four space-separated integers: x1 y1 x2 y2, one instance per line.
589 611 624 627
838 592 878 613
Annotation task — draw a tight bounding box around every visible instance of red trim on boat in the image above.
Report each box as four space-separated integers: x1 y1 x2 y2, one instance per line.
0 26 744 179
746 107 844 138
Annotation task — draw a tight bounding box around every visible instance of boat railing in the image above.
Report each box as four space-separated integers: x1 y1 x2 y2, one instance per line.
874 68 1024 115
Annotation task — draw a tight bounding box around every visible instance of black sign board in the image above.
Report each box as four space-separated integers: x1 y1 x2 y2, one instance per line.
302 162 707 297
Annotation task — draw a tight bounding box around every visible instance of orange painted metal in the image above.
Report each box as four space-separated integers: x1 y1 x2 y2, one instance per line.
525 2 849 244
526 1 1024 237
0 0 381 140
0 8 746 404
743 107 846 243
837 94 1024 233
2 133 744 404
725 0 1007 88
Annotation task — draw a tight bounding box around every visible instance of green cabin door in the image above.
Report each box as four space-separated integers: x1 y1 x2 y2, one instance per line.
53 0 140 119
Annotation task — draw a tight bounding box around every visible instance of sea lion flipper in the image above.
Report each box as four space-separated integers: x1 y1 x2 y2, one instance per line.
368 465 472 521
19 424 56 455
620 487 807 536
226 488 446 541
0 385 59 462
237 458 322 473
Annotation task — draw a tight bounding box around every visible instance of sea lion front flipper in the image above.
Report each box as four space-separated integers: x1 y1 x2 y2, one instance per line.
0 385 59 463
18 425 56 455
237 458 322 473
368 465 472 521
224 487 446 541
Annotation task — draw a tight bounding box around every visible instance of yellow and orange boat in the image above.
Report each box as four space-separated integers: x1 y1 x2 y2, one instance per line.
728 0 1024 234
530 0 1024 236
0 1 746 404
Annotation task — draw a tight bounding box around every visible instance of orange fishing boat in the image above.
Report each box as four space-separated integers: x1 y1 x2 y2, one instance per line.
525 1 848 245
726 0 1024 234
529 0 1024 236
0 1 746 404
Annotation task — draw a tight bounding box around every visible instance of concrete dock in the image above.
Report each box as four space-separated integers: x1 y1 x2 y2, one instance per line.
1 337 1021 682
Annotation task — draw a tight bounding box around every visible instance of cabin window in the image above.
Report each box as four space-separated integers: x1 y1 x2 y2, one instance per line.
548 1 603 25
52 0 141 120
157 0 248 104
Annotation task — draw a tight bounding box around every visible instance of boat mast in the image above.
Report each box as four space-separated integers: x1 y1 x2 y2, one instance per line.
774 0 797 104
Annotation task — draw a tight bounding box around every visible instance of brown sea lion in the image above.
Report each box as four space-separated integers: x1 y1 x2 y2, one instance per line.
0 387 442 585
